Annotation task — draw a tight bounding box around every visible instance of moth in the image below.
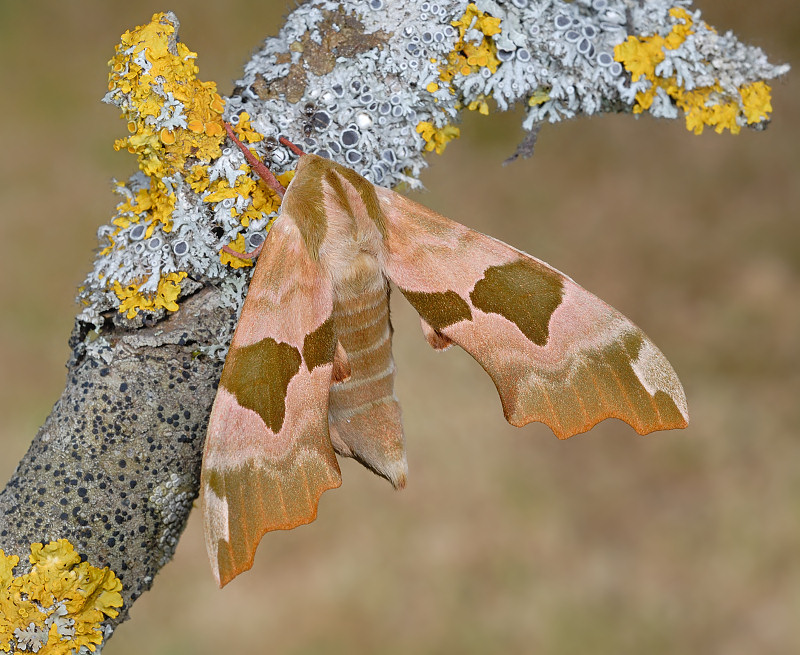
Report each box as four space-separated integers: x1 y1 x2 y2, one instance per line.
201 124 688 587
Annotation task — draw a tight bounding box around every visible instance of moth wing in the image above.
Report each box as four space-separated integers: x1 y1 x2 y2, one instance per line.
377 188 688 438
202 215 341 587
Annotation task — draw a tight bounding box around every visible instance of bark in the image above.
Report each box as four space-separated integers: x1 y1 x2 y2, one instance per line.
1 288 229 625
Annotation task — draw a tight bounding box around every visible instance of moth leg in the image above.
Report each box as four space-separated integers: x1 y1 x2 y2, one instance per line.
220 241 265 260
222 121 284 261
420 317 454 351
278 136 305 156
223 122 286 198
332 340 352 382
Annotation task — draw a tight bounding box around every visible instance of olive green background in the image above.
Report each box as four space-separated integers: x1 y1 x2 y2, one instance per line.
0 1 797 653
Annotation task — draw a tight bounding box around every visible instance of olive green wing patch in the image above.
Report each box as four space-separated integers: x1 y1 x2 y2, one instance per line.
220 337 302 434
470 259 563 347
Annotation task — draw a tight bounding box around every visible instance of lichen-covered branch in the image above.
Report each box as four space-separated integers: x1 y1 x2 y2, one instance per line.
0 1 788 652
78 0 788 331
0 289 228 652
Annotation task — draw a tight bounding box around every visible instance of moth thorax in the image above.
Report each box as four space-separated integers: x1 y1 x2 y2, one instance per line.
329 250 385 303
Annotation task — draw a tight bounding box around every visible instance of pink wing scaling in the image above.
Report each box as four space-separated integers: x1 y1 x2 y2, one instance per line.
202 214 341 587
377 187 688 439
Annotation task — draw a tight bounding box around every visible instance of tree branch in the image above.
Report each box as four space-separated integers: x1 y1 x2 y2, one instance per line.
0 1 788 651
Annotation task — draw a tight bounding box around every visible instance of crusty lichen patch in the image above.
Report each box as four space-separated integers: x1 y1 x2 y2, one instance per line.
1 540 123 654
80 13 298 327
439 2 502 85
255 7 389 103
416 2 503 154
614 7 776 134
91 11 227 321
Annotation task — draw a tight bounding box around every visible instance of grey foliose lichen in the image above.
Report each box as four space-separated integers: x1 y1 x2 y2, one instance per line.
76 1 788 337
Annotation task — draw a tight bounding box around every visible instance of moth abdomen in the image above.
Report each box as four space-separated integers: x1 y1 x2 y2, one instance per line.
328 284 407 488
331 284 395 405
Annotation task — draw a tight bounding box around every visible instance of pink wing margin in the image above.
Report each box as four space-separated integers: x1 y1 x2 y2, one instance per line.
377 187 688 439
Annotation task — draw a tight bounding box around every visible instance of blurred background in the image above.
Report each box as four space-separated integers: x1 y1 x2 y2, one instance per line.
0 1 797 653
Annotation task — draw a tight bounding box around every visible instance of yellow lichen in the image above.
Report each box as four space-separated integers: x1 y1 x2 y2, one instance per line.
614 7 775 134
740 81 773 124
1 540 123 654
614 33 667 83
234 169 287 227
109 13 226 173
203 179 240 204
113 271 188 319
231 112 264 144
452 3 501 38
220 234 253 269
217 168 293 267
528 88 551 106
112 185 175 234
186 164 211 194
103 13 227 317
416 121 461 154
439 3 502 87
664 7 694 49
98 235 115 258
468 94 490 115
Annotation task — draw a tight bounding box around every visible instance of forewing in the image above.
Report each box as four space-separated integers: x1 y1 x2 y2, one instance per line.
377 188 688 439
202 215 341 587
